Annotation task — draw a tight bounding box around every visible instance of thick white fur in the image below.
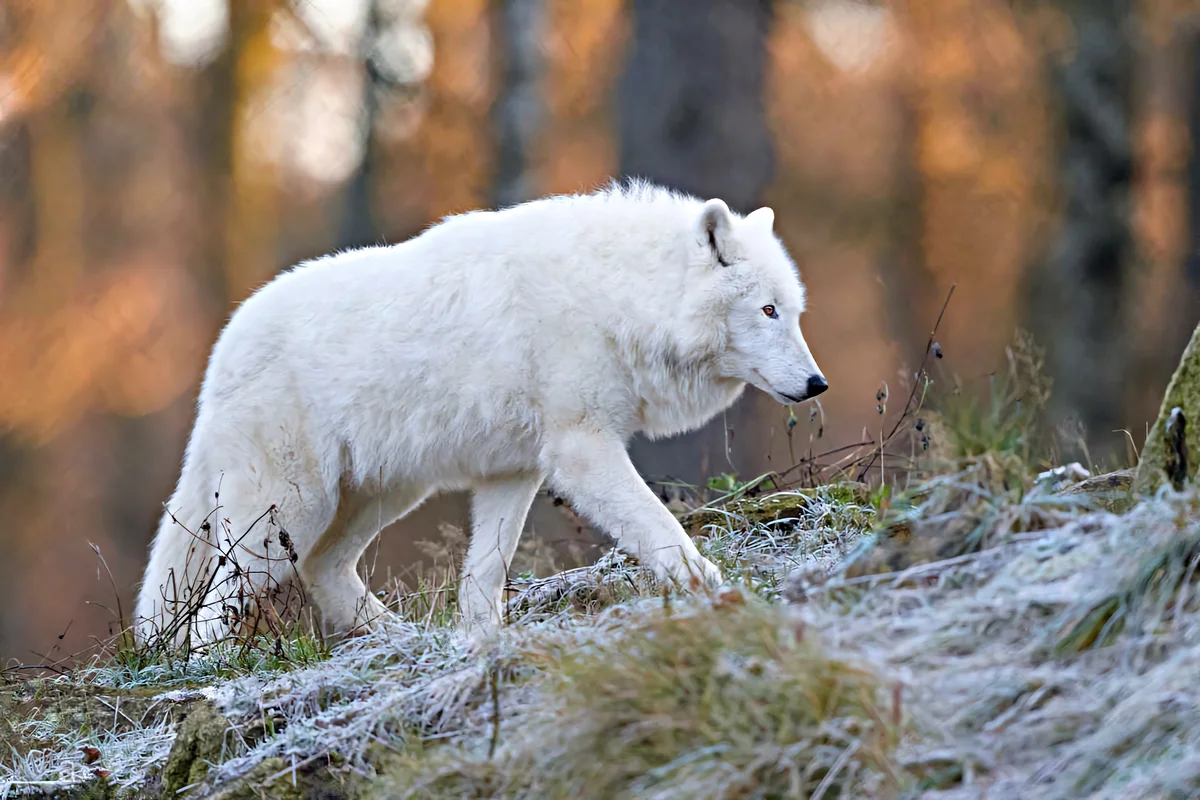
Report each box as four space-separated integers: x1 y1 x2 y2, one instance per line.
134 182 825 645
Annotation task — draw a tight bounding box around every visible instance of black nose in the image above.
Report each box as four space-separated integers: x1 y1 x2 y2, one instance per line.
806 375 829 398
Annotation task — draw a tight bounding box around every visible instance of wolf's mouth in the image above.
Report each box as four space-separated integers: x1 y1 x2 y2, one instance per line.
750 369 801 403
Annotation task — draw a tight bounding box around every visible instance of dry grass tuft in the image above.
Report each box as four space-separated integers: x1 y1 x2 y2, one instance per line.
392 594 902 800
838 452 1087 581
522 596 901 799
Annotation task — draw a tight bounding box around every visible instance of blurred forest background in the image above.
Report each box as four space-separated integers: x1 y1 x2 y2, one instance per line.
1 0 1199 663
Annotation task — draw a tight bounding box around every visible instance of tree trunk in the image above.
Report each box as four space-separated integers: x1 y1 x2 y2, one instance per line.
1032 0 1135 463
336 0 390 251
1176 31 1200 358
617 0 776 491
491 0 546 209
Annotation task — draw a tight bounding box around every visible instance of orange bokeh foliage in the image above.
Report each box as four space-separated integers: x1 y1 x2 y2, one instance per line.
1 0 1199 662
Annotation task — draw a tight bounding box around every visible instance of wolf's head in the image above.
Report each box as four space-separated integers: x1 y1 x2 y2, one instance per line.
691 198 827 405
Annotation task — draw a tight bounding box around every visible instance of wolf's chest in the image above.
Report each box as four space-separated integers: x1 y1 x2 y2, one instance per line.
634 374 746 440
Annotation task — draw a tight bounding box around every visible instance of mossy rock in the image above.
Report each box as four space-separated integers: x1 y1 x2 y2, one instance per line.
1 678 189 743
51 778 120 800
161 702 232 796
1135 322 1200 495
678 482 870 534
2 675 210 799
203 748 408 800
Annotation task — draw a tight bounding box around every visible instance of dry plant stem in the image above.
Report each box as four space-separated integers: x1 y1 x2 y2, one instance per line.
856 284 956 482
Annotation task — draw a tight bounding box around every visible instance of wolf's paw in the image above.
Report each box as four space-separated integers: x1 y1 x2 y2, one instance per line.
454 609 505 656
317 592 395 641
655 553 723 592
352 593 393 629
689 555 724 590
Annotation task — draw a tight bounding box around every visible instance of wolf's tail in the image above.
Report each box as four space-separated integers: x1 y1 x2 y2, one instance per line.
133 469 226 647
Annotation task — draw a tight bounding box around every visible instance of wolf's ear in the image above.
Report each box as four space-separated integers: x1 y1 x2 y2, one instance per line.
745 207 775 231
698 198 734 266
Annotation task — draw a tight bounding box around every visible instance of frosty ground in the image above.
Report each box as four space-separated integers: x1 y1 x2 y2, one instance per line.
5 442 1200 800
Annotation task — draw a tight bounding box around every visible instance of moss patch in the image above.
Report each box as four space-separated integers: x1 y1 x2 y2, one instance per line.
679 482 870 534
1061 468 1136 513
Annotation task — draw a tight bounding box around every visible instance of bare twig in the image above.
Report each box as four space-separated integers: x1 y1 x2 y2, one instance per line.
856 284 956 482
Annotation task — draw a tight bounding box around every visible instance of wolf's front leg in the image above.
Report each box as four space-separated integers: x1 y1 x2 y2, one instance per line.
459 473 544 633
543 430 722 589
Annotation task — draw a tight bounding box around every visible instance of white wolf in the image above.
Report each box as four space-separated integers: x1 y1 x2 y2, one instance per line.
134 181 827 645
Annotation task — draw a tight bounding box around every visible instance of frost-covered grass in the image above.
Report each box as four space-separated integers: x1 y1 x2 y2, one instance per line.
806 486 1200 799
8 460 1200 799
0 487 880 799
1 679 186 798
2 720 175 796
383 594 900 799
77 631 331 691
695 485 876 596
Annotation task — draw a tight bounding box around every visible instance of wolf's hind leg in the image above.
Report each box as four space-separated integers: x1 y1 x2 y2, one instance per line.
300 483 431 637
138 468 326 648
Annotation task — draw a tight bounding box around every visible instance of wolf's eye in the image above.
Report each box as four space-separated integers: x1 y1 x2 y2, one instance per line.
762 305 778 319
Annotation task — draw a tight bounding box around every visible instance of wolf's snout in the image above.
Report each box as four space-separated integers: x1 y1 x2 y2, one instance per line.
780 374 829 403
777 371 825 402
